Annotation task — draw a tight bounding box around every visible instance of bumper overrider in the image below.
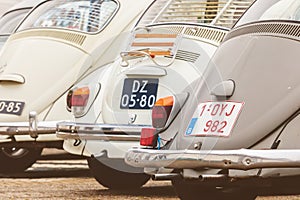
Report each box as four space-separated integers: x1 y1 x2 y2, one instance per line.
0 111 58 139
125 148 300 170
56 121 151 141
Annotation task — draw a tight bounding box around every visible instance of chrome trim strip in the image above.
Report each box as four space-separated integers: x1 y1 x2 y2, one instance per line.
56 121 151 141
56 132 140 141
0 121 58 136
125 148 300 170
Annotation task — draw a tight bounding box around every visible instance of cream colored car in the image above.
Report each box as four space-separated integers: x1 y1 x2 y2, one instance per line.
0 0 21 17
57 0 253 189
0 0 154 173
126 0 300 199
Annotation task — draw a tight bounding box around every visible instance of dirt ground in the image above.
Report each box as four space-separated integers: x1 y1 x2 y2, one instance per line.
0 149 299 200
1 177 299 200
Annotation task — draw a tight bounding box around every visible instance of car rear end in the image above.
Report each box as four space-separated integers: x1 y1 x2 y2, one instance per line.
0 0 152 172
126 0 300 197
57 0 253 173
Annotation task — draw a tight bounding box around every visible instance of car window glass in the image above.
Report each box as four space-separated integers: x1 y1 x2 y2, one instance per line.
136 0 253 29
18 0 118 33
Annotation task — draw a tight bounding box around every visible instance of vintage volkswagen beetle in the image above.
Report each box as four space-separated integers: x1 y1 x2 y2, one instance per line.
57 0 253 189
125 0 300 199
0 0 154 173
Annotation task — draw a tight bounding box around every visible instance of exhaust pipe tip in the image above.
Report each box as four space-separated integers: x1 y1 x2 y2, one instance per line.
152 173 181 181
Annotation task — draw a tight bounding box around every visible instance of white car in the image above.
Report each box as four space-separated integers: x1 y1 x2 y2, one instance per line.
0 0 21 17
0 0 154 173
125 0 300 199
57 0 253 189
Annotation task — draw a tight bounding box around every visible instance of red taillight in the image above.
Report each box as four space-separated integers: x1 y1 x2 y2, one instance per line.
152 96 174 128
140 127 157 147
72 87 90 106
66 87 90 111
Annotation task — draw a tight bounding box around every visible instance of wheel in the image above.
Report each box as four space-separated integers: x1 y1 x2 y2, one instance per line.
87 156 150 189
172 178 257 200
0 147 42 173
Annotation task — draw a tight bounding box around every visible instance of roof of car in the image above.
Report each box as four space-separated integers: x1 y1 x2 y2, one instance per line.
4 0 45 13
0 0 21 16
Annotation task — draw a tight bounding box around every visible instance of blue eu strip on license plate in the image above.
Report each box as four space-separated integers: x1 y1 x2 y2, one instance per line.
186 118 198 135
120 78 158 109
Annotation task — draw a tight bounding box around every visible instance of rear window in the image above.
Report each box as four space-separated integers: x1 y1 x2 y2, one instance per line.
235 0 300 27
17 0 119 33
136 0 254 29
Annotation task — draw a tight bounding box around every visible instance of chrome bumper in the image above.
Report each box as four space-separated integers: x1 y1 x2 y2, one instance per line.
0 111 58 138
125 148 300 170
56 121 151 141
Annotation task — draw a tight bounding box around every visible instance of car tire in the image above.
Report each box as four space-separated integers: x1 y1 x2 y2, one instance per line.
172 178 257 200
0 147 42 173
87 156 150 189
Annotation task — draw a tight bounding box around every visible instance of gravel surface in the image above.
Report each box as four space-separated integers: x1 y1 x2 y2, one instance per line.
0 177 177 200
0 176 299 200
0 149 298 200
